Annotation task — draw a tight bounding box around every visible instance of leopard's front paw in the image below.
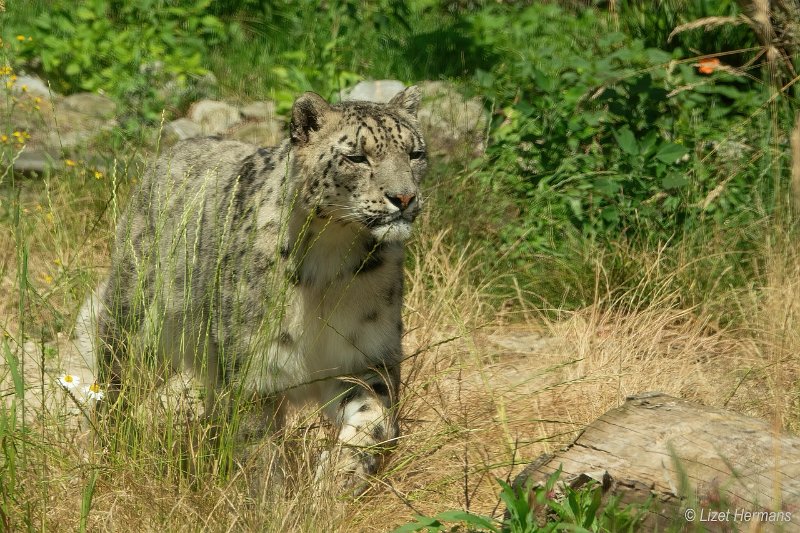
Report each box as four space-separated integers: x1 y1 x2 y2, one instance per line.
314 443 383 496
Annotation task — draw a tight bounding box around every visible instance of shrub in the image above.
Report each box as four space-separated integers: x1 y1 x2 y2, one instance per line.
14 0 227 125
462 4 796 259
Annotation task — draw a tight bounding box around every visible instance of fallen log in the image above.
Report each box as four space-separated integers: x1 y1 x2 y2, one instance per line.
514 392 800 530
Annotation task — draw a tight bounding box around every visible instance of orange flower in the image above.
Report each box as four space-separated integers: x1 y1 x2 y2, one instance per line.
697 58 720 75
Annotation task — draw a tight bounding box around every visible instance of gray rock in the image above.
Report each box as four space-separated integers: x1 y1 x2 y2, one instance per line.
1 91 117 174
46 129 94 150
240 101 277 122
12 147 59 174
188 99 241 135
11 75 56 99
417 81 487 160
162 118 202 145
341 80 406 103
62 92 117 119
226 121 284 147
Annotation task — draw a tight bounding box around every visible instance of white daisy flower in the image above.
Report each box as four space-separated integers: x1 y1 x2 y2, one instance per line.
58 373 80 390
84 382 105 401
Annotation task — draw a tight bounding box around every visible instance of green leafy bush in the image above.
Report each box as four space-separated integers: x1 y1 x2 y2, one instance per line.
16 0 226 124
462 4 795 259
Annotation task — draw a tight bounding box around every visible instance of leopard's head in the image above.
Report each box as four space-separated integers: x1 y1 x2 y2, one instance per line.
290 86 426 242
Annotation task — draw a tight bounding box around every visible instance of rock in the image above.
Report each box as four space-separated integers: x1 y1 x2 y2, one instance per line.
1 86 118 174
240 101 278 122
46 129 96 150
341 80 405 103
62 92 117 119
11 74 56 99
13 147 59 173
513 393 800 530
188 99 241 135
417 81 487 160
162 118 202 145
227 121 284 147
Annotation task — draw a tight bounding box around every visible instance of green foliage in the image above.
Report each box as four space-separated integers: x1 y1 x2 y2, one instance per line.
460 4 795 262
393 467 649 532
618 0 756 54
205 0 425 109
13 0 226 124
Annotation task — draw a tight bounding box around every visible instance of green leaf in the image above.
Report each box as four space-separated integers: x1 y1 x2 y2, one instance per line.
76 6 96 20
655 143 689 164
584 486 602 528
65 63 81 76
391 515 443 533
435 510 500 531
662 174 689 190
613 127 639 155
3 340 24 401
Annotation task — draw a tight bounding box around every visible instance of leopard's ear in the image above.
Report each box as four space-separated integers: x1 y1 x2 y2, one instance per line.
389 85 421 117
291 92 330 144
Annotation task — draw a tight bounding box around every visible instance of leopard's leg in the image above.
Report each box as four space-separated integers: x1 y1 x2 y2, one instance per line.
316 365 400 491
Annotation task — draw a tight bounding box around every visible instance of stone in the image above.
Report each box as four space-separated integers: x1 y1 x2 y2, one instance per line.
1 85 117 174
187 99 241 135
62 92 117 119
12 148 59 173
11 74 56 99
417 81 487 160
226 120 284 147
240 100 277 122
161 118 202 145
341 80 406 103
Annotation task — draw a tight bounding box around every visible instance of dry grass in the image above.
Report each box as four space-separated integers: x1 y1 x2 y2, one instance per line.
2 158 800 532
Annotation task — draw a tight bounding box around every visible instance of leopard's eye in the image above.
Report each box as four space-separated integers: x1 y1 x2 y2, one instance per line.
344 154 369 164
410 150 426 160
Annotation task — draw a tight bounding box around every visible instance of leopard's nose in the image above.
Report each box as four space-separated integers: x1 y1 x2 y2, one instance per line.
386 193 416 211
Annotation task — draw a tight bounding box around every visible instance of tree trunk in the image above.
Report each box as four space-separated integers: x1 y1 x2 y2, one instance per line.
514 392 800 530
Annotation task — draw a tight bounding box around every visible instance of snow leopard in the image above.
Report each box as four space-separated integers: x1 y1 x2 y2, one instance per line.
86 86 426 489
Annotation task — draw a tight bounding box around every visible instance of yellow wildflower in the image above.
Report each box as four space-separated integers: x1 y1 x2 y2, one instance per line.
16 35 25 42
54 258 62 266
41 273 53 284
94 170 103 180
20 84 27 92
46 212 54 223
0 134 7 143
65 159 76 167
